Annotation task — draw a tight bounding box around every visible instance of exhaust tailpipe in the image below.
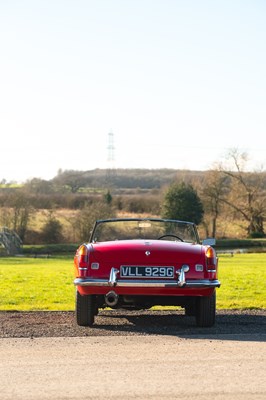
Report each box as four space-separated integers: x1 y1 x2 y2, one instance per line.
105 291 119 307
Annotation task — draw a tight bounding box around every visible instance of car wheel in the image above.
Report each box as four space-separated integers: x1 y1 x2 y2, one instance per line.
184 300 196 316
76 290 95 327
195 290 216 327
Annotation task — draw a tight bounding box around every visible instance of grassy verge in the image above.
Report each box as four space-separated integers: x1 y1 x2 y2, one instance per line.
217 253 266 309
0 253 265 311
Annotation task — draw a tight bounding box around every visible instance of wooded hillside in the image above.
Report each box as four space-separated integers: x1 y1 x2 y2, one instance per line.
0 164 265 244
52 168 205 191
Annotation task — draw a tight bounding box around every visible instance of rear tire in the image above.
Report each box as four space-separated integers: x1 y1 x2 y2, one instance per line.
184 300 196 316
76 290 95 327
195 291 216 327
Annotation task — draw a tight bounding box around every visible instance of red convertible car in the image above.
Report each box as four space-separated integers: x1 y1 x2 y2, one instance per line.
74 218 220 327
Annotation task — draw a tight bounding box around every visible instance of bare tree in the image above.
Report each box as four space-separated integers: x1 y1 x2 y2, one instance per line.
200 170 229 237
74 201 116 242
218 149 265 237
53 170 89 193
0 192 34 241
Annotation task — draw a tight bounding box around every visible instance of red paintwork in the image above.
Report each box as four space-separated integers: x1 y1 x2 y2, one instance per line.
74 239 218 298
77 285 214 297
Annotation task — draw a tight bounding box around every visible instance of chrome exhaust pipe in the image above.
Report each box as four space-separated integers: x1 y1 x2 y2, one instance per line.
105 291 119 307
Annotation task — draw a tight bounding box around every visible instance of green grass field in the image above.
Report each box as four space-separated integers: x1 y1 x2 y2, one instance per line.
0 257 75 311
0 253 265 311
216 253 266 309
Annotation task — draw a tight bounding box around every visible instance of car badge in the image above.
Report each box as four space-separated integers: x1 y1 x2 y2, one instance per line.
145 251 151 256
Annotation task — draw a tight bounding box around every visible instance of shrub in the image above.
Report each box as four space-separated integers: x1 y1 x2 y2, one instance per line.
41 215 64 244
162 182 204 224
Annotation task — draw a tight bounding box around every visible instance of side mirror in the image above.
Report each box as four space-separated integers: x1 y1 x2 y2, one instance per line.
202 238 216 246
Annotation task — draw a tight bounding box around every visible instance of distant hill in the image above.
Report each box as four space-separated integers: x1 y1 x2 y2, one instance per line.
52 168 206 190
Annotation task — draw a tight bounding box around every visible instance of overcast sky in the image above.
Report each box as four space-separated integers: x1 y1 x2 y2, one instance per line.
0 0 265 182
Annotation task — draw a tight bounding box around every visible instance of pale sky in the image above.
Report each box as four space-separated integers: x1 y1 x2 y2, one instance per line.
1 0 265 182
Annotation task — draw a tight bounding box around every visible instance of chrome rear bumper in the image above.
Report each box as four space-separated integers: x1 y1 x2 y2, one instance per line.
74 267 221 288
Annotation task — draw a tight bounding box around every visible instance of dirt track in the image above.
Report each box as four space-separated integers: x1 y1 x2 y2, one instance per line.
0 309 265 399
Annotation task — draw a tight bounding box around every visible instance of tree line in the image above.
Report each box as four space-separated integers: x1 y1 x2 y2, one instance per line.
0 149 265 244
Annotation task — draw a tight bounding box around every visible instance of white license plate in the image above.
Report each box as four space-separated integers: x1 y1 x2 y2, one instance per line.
120 266 174 278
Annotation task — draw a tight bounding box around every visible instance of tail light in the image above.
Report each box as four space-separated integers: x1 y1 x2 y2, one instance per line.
205 246 217 272
76 244 89 277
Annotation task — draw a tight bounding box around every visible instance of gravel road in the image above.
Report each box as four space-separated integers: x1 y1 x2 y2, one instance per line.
1 309 266 338
0 309 265 400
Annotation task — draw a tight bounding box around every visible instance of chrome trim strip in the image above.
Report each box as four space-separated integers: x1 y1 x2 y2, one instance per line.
186 280 221 287
74 278 221 288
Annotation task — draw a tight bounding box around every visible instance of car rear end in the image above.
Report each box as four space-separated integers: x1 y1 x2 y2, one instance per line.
74 233 220 327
